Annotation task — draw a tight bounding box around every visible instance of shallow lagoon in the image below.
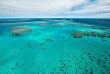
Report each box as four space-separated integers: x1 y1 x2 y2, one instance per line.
0 18 110 74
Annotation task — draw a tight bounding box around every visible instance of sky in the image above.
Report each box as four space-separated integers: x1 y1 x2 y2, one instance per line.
0 0 110 18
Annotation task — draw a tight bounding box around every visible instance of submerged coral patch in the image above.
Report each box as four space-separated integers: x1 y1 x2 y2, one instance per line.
73 31 110 38
73 31 83 38
91 31 98 37
83 31 91 36
10 26 33 36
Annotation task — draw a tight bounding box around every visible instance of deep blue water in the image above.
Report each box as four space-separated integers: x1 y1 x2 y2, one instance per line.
0 18 110 27
71 18 110 28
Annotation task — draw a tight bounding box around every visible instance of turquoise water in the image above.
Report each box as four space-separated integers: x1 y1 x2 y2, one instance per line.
0 19 110 74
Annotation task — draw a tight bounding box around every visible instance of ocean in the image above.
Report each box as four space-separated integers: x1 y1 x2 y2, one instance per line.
0 18 110 74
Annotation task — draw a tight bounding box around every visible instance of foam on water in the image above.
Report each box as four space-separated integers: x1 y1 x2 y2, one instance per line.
0 19 110 74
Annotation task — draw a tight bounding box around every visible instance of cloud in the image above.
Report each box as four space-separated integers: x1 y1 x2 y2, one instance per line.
0 0 110 18
67 0 110 14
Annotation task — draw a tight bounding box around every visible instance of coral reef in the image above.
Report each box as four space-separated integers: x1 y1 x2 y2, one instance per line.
83 31 91 36
73 31 83 38
10 26 32 36
73 31 110 38
91 31 98 37
97 33 106 38
0 19 110 74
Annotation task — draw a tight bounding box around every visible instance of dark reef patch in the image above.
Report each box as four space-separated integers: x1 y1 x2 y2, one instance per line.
73 31 110 38
73 31 83 38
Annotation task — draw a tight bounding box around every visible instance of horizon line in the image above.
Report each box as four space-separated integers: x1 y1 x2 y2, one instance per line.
0 17 110 19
